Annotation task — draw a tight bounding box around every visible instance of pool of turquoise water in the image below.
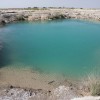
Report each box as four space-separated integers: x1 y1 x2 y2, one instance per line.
0 19 100 78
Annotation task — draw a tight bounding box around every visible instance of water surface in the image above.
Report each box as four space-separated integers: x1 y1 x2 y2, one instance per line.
0 20 100 78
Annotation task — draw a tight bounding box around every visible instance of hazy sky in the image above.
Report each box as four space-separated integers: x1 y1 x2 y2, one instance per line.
0 0 100 8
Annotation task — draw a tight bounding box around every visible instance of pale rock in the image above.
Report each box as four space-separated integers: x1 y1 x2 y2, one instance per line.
49 86 79 100
72 96 100 100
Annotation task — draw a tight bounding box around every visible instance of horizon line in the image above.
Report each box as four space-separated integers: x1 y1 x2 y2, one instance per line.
0 7 100 9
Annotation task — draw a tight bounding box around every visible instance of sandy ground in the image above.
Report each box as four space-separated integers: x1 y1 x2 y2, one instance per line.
0 65 68 91
0 65 82 99
0 65 97 99
0 66 82 100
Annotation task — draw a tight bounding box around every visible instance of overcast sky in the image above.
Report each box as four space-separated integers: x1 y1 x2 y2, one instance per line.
0 0 100 8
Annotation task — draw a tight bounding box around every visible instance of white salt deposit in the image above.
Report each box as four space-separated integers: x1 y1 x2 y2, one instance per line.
71 96 100 100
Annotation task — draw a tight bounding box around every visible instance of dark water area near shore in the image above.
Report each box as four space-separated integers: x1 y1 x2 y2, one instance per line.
0 20 100 78
0 42 11 67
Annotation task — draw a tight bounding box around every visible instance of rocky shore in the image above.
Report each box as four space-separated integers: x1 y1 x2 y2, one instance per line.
0 85 80 100
0 8 100 25
0 86 100 100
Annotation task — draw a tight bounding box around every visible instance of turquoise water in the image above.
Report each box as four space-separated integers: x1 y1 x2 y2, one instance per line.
0 20 100 78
